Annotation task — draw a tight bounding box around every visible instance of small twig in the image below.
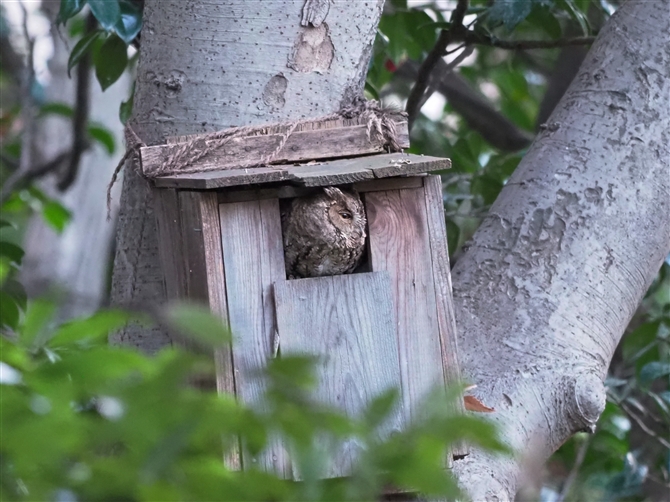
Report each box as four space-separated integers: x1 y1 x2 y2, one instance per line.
458 31 596 51
620 401 670 450
416 44 474 112
556 435 590 502
406 0 470 127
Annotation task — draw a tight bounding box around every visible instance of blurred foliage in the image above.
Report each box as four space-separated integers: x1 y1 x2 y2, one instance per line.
0 301 508 501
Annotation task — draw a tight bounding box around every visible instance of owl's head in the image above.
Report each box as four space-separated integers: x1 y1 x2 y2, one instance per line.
323 187 366 238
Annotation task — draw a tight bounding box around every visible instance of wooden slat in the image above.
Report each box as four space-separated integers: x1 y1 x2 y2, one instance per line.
352 176 424 193
422 176 468 459
284 154 448 187
274 272 404 478
141 115 409 177
152 153 450 190
219 198 290 476
198 192 239 467
365 187 450 468
215 177 426 205
153 188 187 304
154 167 289 189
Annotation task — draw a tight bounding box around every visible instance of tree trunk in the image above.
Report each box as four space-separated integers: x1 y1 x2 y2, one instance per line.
109 0 384 351
452 0 670 498
20 3 127 320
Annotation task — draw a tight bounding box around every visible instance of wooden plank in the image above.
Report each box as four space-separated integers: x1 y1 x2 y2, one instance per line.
365 188 448 463
352 176 424 193
283 154 446 187
151 153 449 190
422 176 468 459
153 188 187 305
198 192 239 467
141 115 409 177
215 178 426 205
219 198 290 476
285 160 376 186
274 272 404 478
154 167 289 189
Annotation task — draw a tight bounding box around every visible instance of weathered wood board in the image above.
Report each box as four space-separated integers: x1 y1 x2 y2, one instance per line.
274 272 404 478
141 115 409 177
364 188 447 429
422 176 468 457
219 198 290 475
152 153 450 190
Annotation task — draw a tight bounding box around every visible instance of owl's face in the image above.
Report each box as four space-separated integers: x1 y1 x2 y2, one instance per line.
323 187 366 239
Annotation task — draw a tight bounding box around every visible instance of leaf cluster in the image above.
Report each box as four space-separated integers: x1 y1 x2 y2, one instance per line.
1 301 508 502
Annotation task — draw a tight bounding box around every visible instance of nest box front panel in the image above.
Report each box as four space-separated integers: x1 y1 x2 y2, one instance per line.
364 186 447 422
218 197 291 476
274 271 404 478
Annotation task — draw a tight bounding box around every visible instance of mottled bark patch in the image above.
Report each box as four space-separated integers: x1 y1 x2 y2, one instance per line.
262 74 288 109
144 70 186 99
288 23 334 73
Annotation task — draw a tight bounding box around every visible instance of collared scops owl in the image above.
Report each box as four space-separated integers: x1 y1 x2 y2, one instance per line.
282 187 367 278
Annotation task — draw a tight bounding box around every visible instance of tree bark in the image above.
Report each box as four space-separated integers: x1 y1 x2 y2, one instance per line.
451 0 670 498
109 0 384 350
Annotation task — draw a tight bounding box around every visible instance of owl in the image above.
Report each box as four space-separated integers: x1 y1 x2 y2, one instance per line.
282 187 367 278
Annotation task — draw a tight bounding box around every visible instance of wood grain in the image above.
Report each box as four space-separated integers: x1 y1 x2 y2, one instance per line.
141 116 409 177
152 153 449 190
365 189 447 439
219 198 290 476
274 272 404 478
422 176 468 459
215 177 426 205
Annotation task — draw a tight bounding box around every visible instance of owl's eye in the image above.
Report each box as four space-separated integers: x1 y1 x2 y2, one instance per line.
339 211 353 220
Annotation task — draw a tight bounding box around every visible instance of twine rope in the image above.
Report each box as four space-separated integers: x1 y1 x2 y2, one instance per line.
106 98 404 217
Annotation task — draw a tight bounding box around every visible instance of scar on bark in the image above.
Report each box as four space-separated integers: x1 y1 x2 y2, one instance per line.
288 23 334 73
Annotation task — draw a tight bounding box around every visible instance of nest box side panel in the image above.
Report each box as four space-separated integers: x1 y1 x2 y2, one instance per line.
422 176 468 457
364 188 446 423
274 272 404 479
218 198 290 476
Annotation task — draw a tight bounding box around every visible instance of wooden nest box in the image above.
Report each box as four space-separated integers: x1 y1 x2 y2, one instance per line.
142 113 466 477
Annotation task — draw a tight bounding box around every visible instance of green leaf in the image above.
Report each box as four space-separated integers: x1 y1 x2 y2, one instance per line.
163 303 231 348
363 388 399 430
3 279 27 311
88 124 116 154
526 5 562 39
94 33 128 91
68 29 104 77
88 0 122 31
639 362 670 386
556 0 591 35
39 102 74 118
472 174 503 205
119 83 135 124
0 291 20 330
56 0 86 24
42 201 72 233
0 241 24 266
489 0 534 30
115 0 143 44
50 309 135 346
20 300 57 350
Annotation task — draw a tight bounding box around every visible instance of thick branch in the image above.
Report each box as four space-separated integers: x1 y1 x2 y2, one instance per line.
451 0 670 498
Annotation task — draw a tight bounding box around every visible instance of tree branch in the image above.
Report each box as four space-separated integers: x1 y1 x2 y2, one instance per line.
457 31 596 51
405 0 469 127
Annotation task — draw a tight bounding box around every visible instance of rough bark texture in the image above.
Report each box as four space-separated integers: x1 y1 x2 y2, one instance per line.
451 0 670 498
110 0 384 349
20 4 126 320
